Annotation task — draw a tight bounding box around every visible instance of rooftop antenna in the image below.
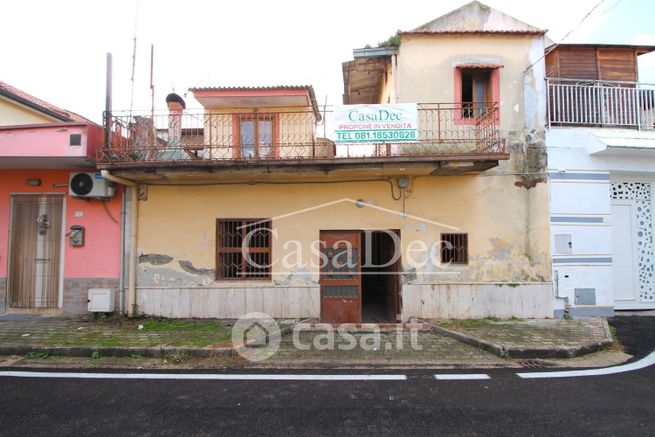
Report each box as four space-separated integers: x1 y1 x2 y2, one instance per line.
150 44 154 119
129 0 140 116
104 52 113 150
323 95 328 138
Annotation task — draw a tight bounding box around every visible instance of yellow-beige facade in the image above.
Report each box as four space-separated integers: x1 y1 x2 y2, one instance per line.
100 1 555 321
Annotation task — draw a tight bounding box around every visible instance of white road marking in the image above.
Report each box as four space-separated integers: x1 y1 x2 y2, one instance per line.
517 350 655 379
434 374 490 380
0 371 407 381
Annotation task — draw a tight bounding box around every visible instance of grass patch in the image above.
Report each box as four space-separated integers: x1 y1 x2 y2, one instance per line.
440 319 496 329
26 351 49 360
141 319 222 332
167 352 190 364
607 325 624 352
440 316 525 330
28 317 232 349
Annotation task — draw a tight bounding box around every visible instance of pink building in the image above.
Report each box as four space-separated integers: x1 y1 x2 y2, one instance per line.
0 81 123 315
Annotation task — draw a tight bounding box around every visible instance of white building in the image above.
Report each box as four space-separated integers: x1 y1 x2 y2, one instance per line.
546 43 655 316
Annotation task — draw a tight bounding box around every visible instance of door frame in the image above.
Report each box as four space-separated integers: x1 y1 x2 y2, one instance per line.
319 229 403 323
610 198 640 307
319 230 362 324
609 174 655 309
5 192 66 311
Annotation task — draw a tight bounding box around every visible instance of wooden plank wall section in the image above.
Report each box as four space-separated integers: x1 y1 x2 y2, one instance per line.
545 50 559 78
597 48 638 82
546 46 639 82
560 47 599 79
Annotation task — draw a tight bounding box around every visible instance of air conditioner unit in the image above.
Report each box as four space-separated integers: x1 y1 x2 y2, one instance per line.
88 288 116 313
69 172 115 199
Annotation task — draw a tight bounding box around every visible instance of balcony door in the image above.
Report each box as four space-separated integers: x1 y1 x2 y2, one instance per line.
237 115 275 159
461 69 492 118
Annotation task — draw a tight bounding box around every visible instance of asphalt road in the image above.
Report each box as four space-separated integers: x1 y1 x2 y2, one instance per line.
0 316 653 436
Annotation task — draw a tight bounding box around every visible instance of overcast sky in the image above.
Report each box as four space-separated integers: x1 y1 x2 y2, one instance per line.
2 0 654 123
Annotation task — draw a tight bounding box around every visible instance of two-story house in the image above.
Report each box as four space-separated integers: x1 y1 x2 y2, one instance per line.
545 43 655 316
99 1 555 322
0 80 123 316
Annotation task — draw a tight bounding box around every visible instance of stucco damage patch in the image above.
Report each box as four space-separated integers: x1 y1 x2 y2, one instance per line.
139 254 174 265
403 240 548 284
488 237 512 260
138 258 215 287
178 260 215 276
507 130 548 189
273 267 319 286
467 254 548 283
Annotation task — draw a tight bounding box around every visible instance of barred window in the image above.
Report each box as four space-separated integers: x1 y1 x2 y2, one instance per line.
441 233 468 265
216 219 272 280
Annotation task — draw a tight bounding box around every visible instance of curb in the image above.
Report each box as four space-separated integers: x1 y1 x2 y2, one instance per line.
433 322 614 359
0 345 235 359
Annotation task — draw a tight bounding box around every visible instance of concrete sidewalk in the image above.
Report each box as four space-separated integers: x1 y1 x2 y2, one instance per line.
0 316 236 358
433 318 614 358
0 315 627 369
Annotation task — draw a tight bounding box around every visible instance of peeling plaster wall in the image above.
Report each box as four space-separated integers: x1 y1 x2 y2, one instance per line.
397 34 545 132
395 31 551 282
133 34 554 320
135 176 552 318
402 283 553 320
137 286 319 319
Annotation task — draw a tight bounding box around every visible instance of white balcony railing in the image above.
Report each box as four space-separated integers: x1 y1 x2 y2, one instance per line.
547 78 655 130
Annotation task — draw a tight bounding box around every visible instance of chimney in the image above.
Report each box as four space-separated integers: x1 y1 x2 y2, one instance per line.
165 93 186 146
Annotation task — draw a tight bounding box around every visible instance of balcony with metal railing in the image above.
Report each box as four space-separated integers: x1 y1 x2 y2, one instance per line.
547 78 655 130
97 103 506 172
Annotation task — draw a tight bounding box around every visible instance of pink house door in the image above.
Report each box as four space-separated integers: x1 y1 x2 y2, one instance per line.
7 194 64 309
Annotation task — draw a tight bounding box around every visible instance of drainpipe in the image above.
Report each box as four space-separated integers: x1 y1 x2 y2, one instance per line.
101 170 138 317
391 53 398 104
118 188 127 315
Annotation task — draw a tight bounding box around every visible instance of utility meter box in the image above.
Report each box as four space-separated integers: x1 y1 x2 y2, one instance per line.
87 288 115 312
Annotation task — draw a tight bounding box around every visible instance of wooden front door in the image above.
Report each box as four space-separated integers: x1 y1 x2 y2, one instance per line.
320 231 361 323
7 194 64 309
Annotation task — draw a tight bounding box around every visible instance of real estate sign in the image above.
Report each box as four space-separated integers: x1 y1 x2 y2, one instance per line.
333 104 418 143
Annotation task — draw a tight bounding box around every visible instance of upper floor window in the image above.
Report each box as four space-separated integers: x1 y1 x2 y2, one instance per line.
460 69 492 118
237 115 276 159
454 65 501 125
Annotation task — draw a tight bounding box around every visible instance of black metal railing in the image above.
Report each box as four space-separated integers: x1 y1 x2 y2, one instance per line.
99 103 504 165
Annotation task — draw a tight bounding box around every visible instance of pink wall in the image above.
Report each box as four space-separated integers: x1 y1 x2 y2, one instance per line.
0 169 122 278
0 123 102 160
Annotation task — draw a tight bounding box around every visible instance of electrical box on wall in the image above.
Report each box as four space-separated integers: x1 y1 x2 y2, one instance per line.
88 288 115 313
69 225 85 247
554 233 573 255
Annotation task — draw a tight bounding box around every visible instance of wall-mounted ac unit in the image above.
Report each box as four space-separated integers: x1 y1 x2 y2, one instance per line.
88 288 116 313
69 172 115 199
